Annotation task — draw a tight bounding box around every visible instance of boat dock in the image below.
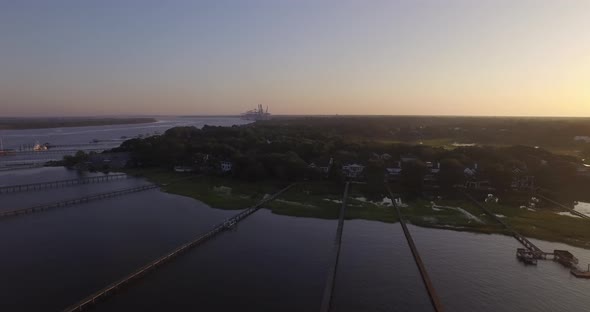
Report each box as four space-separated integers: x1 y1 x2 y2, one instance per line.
464 192 586 276
0 174 128 194
62 183 294 312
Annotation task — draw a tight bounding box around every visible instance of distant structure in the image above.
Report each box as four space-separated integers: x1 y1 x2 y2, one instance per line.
241 104 271 121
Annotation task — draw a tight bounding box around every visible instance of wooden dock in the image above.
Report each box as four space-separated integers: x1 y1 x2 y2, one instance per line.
0 174 128 194
0 163 44 172
0 149 107 158
62 183 295 312
319 182 349 312
464 192 589 277
463 192 545 256
0 184 158 218
387 185 445 312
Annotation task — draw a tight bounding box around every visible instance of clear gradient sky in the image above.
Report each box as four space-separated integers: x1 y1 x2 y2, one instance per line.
1 0 589 117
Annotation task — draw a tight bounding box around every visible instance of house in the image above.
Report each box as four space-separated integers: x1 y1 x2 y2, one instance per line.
426 162 441 174
465 180 493 190
464 163 478 178
309 157 333 174
423 162 441 188
462 163 494 190
511 167 535 190
220 161 233 173
511 175 535 190
385 167 403 181
342 163 365 178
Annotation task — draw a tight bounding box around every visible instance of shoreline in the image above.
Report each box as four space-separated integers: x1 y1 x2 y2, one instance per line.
126 168 590 250
0 117 157 130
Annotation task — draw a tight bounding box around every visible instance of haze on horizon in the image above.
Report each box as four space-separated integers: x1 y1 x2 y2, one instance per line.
1 0 589 117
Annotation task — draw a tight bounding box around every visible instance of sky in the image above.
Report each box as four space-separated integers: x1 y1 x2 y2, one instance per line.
1 0 589 117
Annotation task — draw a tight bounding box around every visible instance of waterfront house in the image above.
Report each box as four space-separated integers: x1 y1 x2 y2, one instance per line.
423 162 441 188
342 163 365 178
309 157 333 174
511 167 535 190
385 160 403 181
220 161 233 173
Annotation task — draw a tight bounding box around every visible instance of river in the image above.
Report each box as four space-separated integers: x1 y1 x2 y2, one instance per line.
0 116 251 165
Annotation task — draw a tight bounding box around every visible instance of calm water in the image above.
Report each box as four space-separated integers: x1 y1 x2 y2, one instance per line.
0 117 250 164
1 167 590 311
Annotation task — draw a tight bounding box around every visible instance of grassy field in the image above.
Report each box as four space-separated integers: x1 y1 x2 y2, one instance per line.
485 202 590 249
125 168 590 249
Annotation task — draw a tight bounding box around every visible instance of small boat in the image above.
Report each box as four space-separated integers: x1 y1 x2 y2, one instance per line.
33 141 48 151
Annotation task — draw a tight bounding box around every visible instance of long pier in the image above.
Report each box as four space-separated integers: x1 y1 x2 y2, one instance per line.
0 174 127 194
0 184 158 218
319 182 349 312
0 163 44 172
0 149 107 158
464 191 590 277
387 186 444 312
62 183 295 312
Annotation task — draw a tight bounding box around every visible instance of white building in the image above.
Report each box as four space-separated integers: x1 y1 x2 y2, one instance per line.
342 164 365 178
220 161 233 173
309 157 333 174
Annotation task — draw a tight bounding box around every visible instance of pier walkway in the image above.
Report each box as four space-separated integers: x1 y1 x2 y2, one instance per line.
387 186 444 312
0 149 107 157
0 174 127 194
0 184 157 218
62 183 295 312
319 182 349 312
464 192 589 276
0 163 44 172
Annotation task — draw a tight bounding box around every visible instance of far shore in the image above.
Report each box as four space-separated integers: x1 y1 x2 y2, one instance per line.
0 117 157 130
